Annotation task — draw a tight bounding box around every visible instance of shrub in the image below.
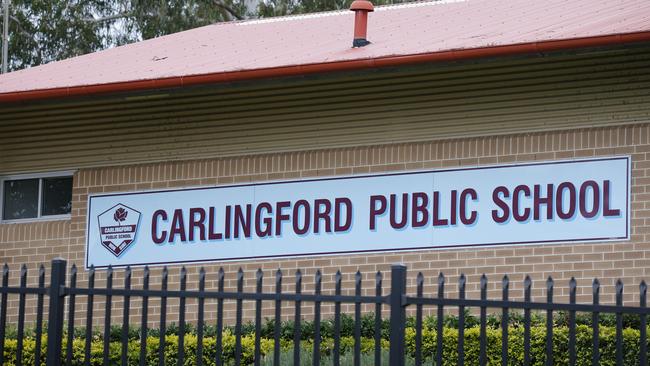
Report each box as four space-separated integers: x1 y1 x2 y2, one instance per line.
2 325 649 365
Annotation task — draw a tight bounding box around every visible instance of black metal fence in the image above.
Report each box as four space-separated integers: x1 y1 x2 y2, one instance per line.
0 258 649 365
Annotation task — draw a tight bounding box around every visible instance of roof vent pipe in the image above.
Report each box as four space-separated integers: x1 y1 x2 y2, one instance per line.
350 0 374 47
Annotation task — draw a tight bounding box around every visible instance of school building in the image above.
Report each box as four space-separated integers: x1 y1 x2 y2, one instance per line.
1 0 650 323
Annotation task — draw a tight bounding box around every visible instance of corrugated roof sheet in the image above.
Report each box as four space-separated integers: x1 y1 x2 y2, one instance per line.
0 0 648 100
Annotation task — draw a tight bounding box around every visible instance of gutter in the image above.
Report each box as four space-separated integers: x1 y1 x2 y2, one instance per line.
1 31 649 103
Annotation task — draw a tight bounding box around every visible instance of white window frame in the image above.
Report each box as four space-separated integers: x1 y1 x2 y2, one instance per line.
0 170 76 224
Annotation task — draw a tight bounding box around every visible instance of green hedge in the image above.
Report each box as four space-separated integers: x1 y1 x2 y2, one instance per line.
3 325 648 365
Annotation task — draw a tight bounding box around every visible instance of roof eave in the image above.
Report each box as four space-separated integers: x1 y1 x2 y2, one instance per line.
1 31 649 103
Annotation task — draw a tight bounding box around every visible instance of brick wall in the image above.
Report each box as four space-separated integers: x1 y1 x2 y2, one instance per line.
1 123 650 327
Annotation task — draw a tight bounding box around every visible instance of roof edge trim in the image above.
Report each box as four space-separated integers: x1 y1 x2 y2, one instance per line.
2 31 649 103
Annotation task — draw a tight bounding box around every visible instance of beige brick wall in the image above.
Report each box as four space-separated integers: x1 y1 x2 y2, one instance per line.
2 123 650 327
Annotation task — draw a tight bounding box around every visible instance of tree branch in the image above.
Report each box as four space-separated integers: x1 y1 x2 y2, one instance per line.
84 12 132 23
9 16 32 38
213 0 243 20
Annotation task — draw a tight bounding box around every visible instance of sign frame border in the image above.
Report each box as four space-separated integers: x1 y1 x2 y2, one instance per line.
85 156 631 269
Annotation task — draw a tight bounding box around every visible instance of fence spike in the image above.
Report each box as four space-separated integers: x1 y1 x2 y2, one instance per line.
256 261 263 360
415 272 424 366
592 278 600 366
615 278 624 366
436 272 444 366
20 264 27 276
374 271 383 366
568 277 577 366
545 276 554 366
459 273 466 289
234 267 245 366
334 270 342 366
501 274 510 366
296 269 302 285
641 280 648 366
294 269 303 366
354 270 362 366
315 269 322 285
276 268 282 284
546 276 554 290
199 267 205 282
616 279 624 295
218 267 225 283
2 263 8 276
181 266 187 281
593 278 600 294
480 273 488 366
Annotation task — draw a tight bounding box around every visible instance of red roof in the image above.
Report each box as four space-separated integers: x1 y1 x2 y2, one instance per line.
1 0 649 102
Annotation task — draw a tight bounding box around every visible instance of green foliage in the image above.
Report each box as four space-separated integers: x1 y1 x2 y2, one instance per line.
2 0 111 70
403 325 646 366
0 0 249 72
0 0 418 73
3 325 649 365
256 0 409 19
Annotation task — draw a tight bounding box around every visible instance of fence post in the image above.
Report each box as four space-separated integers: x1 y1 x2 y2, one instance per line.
46 258 67 366
389 264 407 366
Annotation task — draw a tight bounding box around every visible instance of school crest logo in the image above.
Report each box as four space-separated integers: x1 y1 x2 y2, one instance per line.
98 204 141 257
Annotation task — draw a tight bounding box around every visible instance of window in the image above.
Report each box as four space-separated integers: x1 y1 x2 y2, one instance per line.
1 173 74 222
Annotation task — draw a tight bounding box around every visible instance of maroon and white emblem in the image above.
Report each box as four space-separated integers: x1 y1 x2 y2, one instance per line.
98 204 141 257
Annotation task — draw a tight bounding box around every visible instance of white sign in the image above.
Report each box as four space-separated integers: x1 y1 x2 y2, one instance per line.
86 157 630 268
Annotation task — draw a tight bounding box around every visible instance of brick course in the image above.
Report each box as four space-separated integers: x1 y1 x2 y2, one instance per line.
1 123 649 327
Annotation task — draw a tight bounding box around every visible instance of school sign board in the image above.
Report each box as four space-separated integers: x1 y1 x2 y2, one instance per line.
86 157 630 268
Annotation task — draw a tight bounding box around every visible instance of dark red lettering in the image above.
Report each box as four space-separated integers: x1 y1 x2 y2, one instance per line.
293 200 311 235
275 201 291 236
450 190 458 225
603 180 621 217
224 205 231 239
533 184 554 221
513 185 531 222
188 208 206 241
412 192 429 228
234 204 252 239
492 186 510 223
579 180 600 218
460 188 478 225
169 209 186 243
369 195 387 230
432 191 448 226
208 207 223 240
389 193 408 229
152 210 167 244
335 198 352 232
556 182 576 220
255 202 273 237
313 199 332 233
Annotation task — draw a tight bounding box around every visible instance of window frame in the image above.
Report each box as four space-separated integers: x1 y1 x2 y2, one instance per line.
0 170 75 224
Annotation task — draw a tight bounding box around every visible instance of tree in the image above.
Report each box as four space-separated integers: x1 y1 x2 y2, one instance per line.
1 0 408 72
3 1 113 71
